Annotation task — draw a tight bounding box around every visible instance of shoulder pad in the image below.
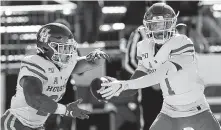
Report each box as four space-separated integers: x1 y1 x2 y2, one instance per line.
20 55 49 81
170 34 195 55
21 55 46 73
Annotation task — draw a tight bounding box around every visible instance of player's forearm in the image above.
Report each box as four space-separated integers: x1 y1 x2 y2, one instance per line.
72 57 105 74
119 70 147 97
125 62 170 90
125 75 160 90
25 94 66 114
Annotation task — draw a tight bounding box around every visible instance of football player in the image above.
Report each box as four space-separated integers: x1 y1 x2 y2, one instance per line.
1 23 109 130
98 3 221 130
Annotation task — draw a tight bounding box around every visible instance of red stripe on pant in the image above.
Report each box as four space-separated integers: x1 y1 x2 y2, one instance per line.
1 110 16 130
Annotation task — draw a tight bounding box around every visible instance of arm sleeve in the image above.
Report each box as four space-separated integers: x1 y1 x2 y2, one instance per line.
126 61 175 90
118 70 147 97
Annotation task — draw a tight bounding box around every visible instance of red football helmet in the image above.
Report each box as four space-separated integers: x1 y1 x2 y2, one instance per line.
36 23 78 68
143 3 179 44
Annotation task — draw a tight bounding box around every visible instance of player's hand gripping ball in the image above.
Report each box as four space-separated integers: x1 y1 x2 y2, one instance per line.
90 76 116 102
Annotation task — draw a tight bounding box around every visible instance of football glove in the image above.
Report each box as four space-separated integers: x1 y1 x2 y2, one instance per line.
65 99 91 119
97 77 127 100
86 49 110 63
90 76 117 102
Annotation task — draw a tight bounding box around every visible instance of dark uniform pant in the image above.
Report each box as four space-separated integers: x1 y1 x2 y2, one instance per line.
150 110 221 130
1 110 44 130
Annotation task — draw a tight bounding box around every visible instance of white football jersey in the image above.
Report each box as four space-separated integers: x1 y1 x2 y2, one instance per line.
9 54 77 128
136 34 206 106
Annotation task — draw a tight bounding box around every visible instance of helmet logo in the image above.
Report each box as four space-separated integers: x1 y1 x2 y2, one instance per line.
39 28 51 43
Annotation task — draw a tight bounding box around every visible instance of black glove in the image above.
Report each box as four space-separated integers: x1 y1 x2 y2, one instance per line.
86 49 110 63
64 99 91 119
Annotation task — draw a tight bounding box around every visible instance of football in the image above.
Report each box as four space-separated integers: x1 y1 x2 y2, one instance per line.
90 77 110 102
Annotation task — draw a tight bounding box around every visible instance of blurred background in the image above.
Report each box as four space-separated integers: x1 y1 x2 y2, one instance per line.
1 1 221 130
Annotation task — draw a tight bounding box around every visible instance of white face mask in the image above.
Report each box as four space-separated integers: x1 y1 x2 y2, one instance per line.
144 19 176 44
143 12 179 44
49 39 78 68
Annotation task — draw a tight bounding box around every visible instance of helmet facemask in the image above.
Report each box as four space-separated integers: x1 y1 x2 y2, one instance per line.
48 38 78 68
143 12 179 44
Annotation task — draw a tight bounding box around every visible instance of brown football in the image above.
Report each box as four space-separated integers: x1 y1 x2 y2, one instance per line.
90 77 109 102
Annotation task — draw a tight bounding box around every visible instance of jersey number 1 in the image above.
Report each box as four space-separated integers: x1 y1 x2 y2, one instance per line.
165 78 175 95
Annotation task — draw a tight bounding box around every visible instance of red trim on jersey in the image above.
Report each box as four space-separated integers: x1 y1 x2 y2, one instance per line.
6 112 14 130
21 66 48 80
182 49 194 54
170 61 182 71
171 44 194 54
22 61 45 73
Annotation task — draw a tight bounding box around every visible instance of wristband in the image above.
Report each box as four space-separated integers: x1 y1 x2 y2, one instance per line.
54 103 66 115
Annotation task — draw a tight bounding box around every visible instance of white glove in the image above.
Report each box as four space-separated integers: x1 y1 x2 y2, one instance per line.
97 79 128 100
